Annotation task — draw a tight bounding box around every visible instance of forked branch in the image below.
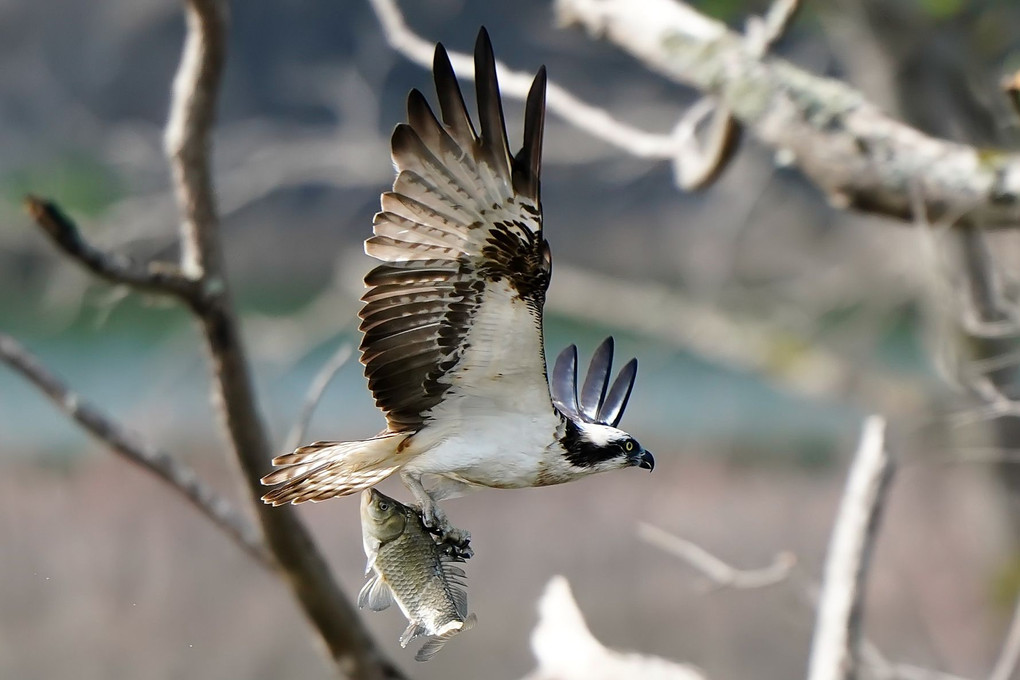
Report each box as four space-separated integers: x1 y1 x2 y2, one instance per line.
24 195 199 300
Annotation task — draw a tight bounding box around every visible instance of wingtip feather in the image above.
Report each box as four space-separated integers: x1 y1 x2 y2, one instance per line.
514 65 546 201
473 27 512 186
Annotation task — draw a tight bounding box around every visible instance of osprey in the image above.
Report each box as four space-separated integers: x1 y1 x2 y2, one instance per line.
262 29 653 550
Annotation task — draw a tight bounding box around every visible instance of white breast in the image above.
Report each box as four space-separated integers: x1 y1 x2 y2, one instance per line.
404 405 565 489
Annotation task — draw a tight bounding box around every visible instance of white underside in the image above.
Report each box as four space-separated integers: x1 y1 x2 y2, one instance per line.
403 407 570 491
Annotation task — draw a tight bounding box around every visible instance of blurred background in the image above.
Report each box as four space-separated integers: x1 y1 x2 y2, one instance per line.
4 0 1020 678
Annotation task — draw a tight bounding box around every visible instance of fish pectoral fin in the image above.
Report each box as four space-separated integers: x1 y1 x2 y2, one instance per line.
399 621 428 648
413 616 476 663
357 574 394 612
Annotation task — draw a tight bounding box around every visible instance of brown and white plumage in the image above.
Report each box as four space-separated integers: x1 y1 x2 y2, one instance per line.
262 29 651 537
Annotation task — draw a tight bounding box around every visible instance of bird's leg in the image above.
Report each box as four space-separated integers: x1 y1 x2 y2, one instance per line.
400 470 473 559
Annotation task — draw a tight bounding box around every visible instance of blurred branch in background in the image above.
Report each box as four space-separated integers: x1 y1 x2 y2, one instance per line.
807 416 893 680
550 264 925 414
284 342 353 454
555 0 1020 227
368 0 684 162
369 0 799 191
23 196 199 299
521 576 709 680
990 595 1020 680
638 523 795 590
0 331 271 566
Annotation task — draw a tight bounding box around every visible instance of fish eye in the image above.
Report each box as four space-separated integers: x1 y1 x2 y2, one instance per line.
625 440 634 452
378 502 389 511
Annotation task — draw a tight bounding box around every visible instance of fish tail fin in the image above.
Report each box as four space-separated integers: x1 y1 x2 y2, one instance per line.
413 614 476 662
260 433 405 505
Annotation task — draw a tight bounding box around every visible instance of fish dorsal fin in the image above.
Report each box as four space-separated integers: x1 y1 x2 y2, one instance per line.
400 621 428 648
442 563 467 591
443 563 466 578
449 584 469 619
357 573 394 612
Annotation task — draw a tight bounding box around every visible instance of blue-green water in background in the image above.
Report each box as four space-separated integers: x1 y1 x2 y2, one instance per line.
0 302 867 467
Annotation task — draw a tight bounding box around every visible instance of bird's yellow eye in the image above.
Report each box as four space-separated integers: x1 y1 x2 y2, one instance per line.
625 441 634 452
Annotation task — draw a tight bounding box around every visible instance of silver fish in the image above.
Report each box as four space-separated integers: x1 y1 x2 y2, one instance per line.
359 488 476 661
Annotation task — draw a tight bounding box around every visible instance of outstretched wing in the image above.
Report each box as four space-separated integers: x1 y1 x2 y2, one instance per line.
550 337 637 427
361 28 551 433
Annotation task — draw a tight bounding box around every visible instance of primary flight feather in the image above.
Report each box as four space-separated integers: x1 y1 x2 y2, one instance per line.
262 29 653 548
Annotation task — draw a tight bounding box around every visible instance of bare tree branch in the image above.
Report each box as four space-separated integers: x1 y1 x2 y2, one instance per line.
157 1 407 676
23 195 199 300
638 523 794 589
989 594 1020 680
677 0 799 189
555 0 1020 227
807 415 895 680
284 342 354 454
0 331 272 567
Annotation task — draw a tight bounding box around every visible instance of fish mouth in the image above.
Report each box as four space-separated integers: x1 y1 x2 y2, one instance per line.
637 450 655 471
361 488 381 508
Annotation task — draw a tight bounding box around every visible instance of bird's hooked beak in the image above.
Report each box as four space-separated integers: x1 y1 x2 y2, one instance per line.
637 449 654 471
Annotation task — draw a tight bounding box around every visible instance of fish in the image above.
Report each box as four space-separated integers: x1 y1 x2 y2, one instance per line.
359 488 476 661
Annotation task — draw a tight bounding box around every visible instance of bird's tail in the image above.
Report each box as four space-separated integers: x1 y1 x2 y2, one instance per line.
260 433 406 505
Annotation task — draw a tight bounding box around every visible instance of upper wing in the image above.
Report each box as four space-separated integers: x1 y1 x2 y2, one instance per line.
360 28 551 433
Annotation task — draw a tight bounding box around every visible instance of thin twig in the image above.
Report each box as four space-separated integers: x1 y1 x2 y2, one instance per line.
989 595 1020 680
23 195 199 300
283 343 353 453
0 331 273 567
807 415 895 680
638 523 795 589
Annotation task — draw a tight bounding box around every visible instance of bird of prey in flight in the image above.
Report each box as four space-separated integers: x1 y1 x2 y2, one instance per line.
262 28 653 549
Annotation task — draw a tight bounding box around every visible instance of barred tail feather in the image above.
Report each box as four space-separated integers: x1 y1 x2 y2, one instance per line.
260 434 405 505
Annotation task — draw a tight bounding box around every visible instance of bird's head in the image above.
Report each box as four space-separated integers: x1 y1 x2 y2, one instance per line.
561 419 654 473
550 338 654 475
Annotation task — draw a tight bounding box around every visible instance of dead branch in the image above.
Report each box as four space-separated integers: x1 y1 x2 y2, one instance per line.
555 0 1020 227
0 331 272 567
807 416 895 680
23 195 199 300
158 2 405 676
638 523 794 589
